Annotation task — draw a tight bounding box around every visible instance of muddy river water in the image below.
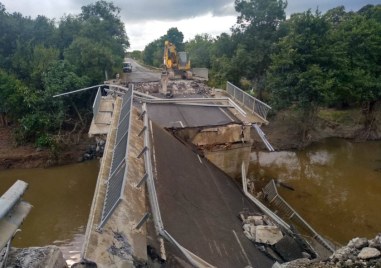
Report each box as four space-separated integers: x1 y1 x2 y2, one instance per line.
0 160 99 264
0 139 380 260
249 138 381 245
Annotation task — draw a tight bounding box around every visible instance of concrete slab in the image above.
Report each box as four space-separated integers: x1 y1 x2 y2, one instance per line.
89 98 114 137
151 122 274 268
274 235 304 262
147 103 239 128
98 99 114 112
255 225 283 245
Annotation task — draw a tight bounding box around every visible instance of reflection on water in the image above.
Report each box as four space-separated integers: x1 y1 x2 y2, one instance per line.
0 160 99 263
249 139 381 244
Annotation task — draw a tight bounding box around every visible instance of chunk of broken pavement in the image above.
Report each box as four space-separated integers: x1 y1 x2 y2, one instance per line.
357 247 381 260
255 225 283 245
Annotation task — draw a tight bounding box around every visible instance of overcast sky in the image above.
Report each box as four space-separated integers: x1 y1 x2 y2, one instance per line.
1 0 381 51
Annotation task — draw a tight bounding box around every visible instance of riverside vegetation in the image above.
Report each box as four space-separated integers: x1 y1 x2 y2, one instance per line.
0 0 380 157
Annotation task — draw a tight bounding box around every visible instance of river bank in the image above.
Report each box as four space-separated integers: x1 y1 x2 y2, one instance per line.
260 108 381 150
1 107 380 170
0 126 97 169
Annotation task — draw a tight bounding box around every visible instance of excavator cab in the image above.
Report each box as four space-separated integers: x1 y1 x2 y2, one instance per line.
177 52 190 69
163 41 192 80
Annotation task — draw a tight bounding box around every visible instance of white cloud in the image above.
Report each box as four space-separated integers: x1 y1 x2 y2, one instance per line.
125 13 237 51
2 0 380 51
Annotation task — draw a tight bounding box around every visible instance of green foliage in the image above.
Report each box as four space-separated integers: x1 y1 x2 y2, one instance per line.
267 5 381 138
268 10 331 111
234 0 287 94
327 11 381 106
0 70 28 118
35 133 58 154
142 39 162 67
127 50 142 61
166 27 184 51
142 27 185 67
185 34 212 68
0 1 129 146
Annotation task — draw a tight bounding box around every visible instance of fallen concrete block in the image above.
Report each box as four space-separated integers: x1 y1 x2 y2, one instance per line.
255 225 283 245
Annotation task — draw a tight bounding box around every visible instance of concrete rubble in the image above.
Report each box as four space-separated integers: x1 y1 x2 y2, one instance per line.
278 234 381 267
242 214 283 245
5 246 67 268
256 225 284 245
134 80 213 96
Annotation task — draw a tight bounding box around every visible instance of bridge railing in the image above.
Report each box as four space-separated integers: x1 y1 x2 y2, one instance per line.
92 87 102 122
226 82 271 121
262 180 335 255
97 85 133 230
139 103 215 267
0 180 32 267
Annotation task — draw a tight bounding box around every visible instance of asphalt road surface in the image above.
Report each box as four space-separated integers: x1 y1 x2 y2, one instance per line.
122 58 161 83
151 122 274 268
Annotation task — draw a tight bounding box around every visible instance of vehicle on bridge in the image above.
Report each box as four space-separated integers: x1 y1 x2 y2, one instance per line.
162 40 192 80
122 62 132 73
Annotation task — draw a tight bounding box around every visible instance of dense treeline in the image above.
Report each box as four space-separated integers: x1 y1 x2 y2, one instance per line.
0 1 128 148
143 1 381 140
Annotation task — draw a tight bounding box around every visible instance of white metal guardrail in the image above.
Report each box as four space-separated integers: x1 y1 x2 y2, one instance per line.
92 87 102 123
252 124 275 151
0 180 32 268
97 86 134 230
262 180 335 254
241 163 291 232
141 103 164 232
226 82 271 121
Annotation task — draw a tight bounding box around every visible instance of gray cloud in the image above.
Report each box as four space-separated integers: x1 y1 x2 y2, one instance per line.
286 0 381 15
1 0 234 21
1 0 380 22
115 0 234 22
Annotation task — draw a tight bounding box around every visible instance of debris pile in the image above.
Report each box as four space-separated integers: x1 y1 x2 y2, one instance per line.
279 234 381 267
134 80 212 96
81 137 105 161
134 82 161 94
240 213 311 263
6 246 67 268
326 236 381 267
241 214 283 245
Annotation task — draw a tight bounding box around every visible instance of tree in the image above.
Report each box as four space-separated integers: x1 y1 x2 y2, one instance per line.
327 8 381 138
127 50 142 61
142 38 163 66
64 1 129 83
185 34 213 68
142 28 185 67
268 10 331 142
166 27 184 51
0 1 130 146
80 0 129 48
233 0 287 98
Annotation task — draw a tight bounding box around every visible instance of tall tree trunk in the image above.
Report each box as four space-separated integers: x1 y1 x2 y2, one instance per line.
359 100 379 140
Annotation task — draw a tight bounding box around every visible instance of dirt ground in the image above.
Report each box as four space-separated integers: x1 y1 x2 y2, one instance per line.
0 126 94 169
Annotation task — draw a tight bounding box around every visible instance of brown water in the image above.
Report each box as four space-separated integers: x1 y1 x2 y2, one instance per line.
249 139 381 245
0 160 99 264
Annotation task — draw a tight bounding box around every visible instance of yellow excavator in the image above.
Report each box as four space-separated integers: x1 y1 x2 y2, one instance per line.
162 40 192 80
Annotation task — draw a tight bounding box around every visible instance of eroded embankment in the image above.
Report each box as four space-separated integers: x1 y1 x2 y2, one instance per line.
259 108 381 150
0 127 96 169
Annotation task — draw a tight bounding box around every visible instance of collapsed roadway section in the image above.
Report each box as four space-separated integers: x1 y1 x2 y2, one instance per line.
77 82 318 267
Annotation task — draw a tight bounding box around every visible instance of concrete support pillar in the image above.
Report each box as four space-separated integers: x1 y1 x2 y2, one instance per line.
160 73 168 94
